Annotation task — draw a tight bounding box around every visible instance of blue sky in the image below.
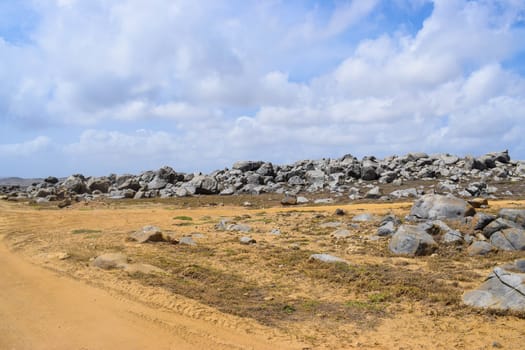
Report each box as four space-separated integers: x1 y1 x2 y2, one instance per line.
1 0 525 177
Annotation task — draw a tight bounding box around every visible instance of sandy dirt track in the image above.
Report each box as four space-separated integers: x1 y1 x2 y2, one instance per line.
0 235 301 350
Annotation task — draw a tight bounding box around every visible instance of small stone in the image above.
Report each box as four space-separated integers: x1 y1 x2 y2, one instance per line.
270 228 281 235
309 254 348 264
227 224 252 232
467 198 488 208
179 236 197 246
331 229 351 239
335 208 346 216
239 236 256 245
281 194 297 205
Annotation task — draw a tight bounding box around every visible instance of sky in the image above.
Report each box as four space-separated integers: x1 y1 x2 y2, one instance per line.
1 0 525 177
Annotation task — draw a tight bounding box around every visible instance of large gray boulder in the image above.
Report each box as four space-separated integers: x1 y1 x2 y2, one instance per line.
498 209 525 227
191 175 219 194
463 262 525 311
482 218 521 238
232 161 263 172
147 176 168 190
87 177 111 193
62 175 87 194
389 224 438 256
490 228 525 251
467 241 494 256
361 157 379 180
410 194 475 220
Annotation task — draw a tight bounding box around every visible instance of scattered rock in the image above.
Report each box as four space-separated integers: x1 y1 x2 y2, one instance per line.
320 221 343 228
227 224 252 232
365 186 383 199
467 198 488 208
472 213 496 231
129 226 166 243
410 194 476 220
308 254 348 264
490 228 525 251
239 236 256 245
463 264 525 311
335 208 346 216
92 253 128 270
352 213 375 222
467 241 494 256
281 194 297 205
179 236 197 246
498 209 525 227
377 221 395 237
389 224 438 256
331 229 351 239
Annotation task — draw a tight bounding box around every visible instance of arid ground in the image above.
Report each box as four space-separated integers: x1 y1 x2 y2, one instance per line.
1 196 524 349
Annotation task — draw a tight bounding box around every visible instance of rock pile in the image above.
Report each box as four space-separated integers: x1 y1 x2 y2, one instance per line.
2 150 524 203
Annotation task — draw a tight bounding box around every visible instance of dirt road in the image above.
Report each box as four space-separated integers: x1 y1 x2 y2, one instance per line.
0 235 300 350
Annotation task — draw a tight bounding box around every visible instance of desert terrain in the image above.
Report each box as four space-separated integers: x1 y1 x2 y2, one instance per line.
1 193 524 350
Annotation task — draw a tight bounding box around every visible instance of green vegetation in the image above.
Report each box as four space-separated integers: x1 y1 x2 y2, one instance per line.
71 229 102 234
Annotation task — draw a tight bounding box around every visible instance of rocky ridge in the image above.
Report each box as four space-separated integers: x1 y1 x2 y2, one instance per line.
2 150 524 204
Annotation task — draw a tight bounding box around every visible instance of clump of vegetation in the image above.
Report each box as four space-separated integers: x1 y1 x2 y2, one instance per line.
173 215 193 221
71 229 102 234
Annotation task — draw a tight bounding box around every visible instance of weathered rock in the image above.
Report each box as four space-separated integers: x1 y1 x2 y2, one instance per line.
92 253 128 270
463 265 525 311
227 224 252 232
147 176 168 190
87 177 111 193
410 194 475 220
352 213 375 222
239 236 256 245
472 213 496 231
498 209 525 227
467 241 494 256
361 157 379 181
432 220 464 244
467 198 488 208
335 208 346 216
191 175 219 194
179 236 197 246
62 175 87 194
490 228 525 251
320 221 342 228
44 176 59 184
483 218 521 238
377 221 395 237
129 226 165 243
281 194 297 205
331 229 351 239
232 161 263 172
308 254 348 264
389 225 438 256
365 186 383 199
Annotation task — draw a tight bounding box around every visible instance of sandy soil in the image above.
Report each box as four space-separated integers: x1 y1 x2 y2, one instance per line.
1 198 525 349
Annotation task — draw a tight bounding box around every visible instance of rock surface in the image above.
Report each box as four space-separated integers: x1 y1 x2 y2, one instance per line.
389 224 438 256
463 262 525 311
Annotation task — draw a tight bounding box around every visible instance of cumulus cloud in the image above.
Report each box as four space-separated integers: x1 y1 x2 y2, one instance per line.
1 0 525 176
0 136 51 157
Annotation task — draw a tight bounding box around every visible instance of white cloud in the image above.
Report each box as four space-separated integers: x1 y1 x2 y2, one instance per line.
0 136 51 156
1 0 525 176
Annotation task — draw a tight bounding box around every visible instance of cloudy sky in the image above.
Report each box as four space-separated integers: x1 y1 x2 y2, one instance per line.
1 0 524 177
